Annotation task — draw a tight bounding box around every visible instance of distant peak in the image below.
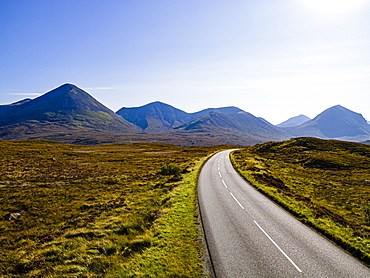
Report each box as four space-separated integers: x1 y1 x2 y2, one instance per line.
276 114 311 127
143 101 180 109
323 105 355 114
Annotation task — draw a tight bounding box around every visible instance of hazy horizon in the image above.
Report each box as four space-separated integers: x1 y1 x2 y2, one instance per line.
1 0 369 124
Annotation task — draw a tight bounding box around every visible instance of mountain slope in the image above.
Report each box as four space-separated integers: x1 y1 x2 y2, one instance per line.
116 101 190 132
171 111 290 144
277 114 311 128
116 101 244 132
0 98 32 119
191 106 244 119
284 105 370 141
0 84 139 138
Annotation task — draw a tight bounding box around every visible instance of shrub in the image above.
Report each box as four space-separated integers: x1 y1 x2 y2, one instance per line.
160 164 181 176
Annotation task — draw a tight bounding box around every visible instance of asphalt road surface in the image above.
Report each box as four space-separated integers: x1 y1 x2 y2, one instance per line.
198 150 370 277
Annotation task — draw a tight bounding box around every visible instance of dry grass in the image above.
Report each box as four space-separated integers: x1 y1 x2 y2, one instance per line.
0 139 225 277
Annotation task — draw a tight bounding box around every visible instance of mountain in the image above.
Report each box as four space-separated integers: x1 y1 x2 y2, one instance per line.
0 84 140 139
284 105 370 141
116 101 244 132
170 111 290 145
276 114 310 128
116 101 189 132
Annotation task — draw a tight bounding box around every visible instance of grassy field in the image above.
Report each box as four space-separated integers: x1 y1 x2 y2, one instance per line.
0 139 226 277
2 136 369 276
231 137 370 266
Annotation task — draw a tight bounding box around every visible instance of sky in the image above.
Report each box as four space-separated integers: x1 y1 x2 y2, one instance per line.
1 0 369 124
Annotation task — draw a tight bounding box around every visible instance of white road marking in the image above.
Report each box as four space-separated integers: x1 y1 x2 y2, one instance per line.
253 220 303 273
230 192 244 209
222 179 228 188
219 172 222 178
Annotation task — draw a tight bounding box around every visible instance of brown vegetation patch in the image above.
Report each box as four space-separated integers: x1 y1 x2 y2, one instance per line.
252 173 290 191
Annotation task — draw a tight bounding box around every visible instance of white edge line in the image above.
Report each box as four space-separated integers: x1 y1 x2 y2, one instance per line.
222 179 228 188
230 192 244 210
253 220 303 273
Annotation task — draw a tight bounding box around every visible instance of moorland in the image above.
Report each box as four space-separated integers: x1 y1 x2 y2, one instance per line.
1 136 369 278
0 139 228 277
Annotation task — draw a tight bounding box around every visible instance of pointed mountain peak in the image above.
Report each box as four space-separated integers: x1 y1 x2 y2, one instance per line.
32 83 111 114
58 83 78 89
48 83 80 92
325 104 347 112
277 114 311 128
314 105 364 120
0 84 140 135
44 83 86 96
144 101 179 109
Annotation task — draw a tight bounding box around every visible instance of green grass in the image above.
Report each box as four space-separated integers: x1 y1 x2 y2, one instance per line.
108 158 209 277
0 139 224 277
231 137 370 266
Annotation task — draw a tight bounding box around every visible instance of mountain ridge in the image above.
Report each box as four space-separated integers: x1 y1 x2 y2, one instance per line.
116 101 244 132
1 84 369 145
170 111 290 144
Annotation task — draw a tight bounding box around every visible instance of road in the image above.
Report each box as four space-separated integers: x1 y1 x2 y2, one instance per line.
198 150 370 277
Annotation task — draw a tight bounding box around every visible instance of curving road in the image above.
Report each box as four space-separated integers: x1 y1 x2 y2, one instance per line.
198 150 370 277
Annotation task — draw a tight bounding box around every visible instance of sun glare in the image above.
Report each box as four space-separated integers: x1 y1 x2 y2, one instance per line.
303 0 368 15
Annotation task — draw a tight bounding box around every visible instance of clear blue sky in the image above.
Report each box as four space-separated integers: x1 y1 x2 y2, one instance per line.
1 0 369 124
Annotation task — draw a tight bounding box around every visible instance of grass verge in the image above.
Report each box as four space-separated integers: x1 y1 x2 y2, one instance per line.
109 157 211 277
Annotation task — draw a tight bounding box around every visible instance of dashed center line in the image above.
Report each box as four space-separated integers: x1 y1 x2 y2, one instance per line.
221 179 228 188
254 221 303 273
230 192 245 209
216 153 303 274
